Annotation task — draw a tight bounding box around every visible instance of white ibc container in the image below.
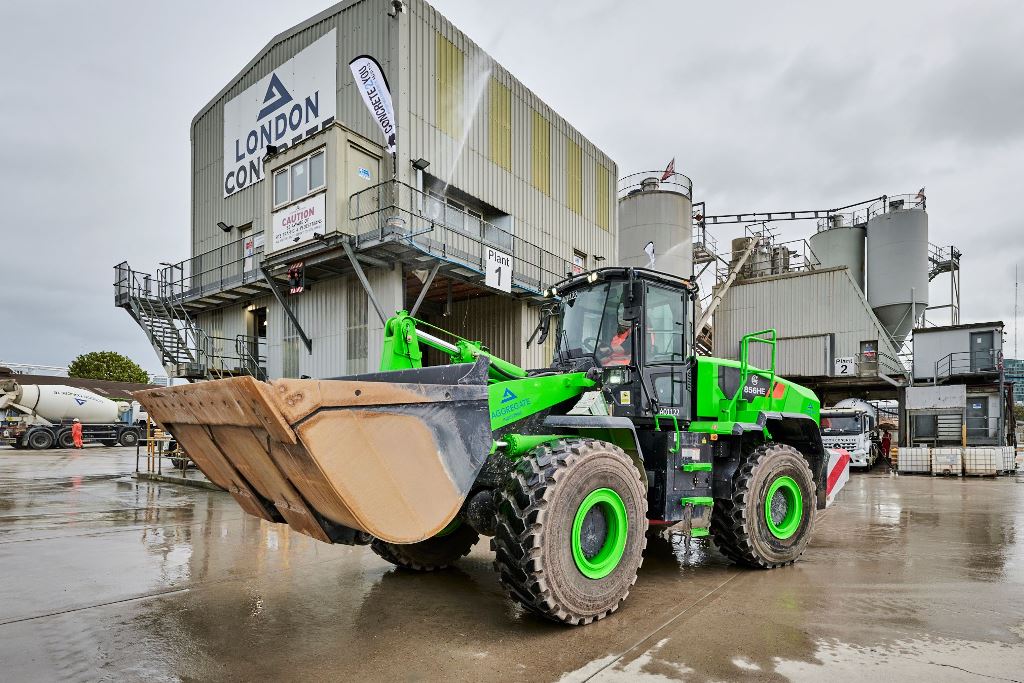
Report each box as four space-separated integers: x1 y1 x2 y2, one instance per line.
1005 447 1021 472
931 448 963 476
963 447 999 476
898 447 931 473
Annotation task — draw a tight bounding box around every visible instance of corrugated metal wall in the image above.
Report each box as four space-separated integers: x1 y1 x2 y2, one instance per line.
713 267 901 376
400 0 617 264
445 295 555 370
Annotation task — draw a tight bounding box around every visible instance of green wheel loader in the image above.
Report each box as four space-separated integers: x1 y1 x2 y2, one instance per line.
137 267 829 625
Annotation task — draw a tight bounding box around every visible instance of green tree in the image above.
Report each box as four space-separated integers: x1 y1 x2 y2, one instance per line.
68 351 149 384
1014 403 1024 423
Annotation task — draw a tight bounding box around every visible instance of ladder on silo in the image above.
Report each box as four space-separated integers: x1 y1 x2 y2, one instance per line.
694 237 759 355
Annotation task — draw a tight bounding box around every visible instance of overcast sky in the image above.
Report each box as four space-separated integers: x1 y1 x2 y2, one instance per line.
2 0 1022 374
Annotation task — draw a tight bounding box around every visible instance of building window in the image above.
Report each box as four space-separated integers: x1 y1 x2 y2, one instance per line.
346 282 368 375
531 110 550 196
571 250 586 275
595 163 610 230
566 137 582 215
489 77 512 171
436 34 464 139
273 150 326 208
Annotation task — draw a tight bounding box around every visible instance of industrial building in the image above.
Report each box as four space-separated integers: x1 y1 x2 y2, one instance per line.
709 195 934 403
114 0 618 380
701 193 1015 453
906 322 1007 446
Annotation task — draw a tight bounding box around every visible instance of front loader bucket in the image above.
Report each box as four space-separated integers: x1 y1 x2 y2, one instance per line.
135 358 492 544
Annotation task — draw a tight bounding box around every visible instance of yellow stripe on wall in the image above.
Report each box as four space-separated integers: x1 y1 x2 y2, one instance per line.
489 77 512 171
566 137 582 214
532 110 550 195
436 33 463 139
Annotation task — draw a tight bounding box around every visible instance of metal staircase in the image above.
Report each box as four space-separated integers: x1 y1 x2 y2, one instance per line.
114 262 267 381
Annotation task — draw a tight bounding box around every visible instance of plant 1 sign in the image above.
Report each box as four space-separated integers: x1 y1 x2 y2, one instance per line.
222 30 337 198
273 195 326 250
485 248 513 293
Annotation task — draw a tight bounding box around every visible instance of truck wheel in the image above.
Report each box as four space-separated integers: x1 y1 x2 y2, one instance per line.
27 430 54 450
57 430 75 449
370 521 479 571
712 442 816 568
492 438 648 625
118 430 139 447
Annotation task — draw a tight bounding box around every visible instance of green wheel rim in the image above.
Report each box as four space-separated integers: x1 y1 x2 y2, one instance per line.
764 475 803 540
435 519 461 538
572 488 628 579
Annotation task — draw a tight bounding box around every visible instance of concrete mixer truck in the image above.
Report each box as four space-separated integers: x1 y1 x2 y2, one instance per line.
0 377 143 449
819 398 880 469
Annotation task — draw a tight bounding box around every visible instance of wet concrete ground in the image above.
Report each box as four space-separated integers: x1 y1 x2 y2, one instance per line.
1 446 1022 682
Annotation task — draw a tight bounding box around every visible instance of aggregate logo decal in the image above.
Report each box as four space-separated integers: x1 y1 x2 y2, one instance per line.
492 388 530 421
74 398 86 406
222 30 337 197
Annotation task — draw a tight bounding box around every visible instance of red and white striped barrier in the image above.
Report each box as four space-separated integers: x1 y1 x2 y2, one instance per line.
825 448 851 508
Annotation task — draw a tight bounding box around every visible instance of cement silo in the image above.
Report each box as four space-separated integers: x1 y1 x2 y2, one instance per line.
617 172 693 278
808 213 866 291
866 196 929 346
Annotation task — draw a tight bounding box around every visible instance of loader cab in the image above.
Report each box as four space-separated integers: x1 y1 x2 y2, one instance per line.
546 268 696 421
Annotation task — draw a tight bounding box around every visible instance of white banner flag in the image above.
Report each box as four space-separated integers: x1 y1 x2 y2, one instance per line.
349 55 397 154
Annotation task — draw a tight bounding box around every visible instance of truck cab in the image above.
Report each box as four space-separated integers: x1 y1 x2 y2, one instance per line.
820 401 878 468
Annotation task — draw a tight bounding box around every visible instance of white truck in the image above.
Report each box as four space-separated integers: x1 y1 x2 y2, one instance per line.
820 398 880 469
0 378 144 449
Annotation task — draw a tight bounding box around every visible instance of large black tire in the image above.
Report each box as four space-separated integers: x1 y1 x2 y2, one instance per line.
492 438 648 625
118 429 139 447
57 430 75 449
712 442 816 568
370 522 479 571
27 430 54 450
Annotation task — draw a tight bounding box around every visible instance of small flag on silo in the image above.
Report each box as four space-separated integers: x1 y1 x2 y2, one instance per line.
660 158 675 181
349 55 397 153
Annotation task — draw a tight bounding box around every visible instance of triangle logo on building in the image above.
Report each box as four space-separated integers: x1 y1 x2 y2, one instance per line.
257 73 294 121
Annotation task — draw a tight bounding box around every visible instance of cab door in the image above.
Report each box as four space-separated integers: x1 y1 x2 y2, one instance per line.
640 283 690 417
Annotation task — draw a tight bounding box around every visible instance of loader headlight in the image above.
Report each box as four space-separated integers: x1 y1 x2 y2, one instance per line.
587 272 599 283
603 367 629 385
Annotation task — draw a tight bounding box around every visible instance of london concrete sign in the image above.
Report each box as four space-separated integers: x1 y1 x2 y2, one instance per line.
222 30 337 197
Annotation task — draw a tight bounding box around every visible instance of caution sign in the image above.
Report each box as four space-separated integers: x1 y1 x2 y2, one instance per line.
272 194 325 250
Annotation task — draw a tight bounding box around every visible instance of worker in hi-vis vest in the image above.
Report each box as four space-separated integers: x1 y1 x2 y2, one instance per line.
71 418 83 449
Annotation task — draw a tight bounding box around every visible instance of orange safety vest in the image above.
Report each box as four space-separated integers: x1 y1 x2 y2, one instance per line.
605 329 632 366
